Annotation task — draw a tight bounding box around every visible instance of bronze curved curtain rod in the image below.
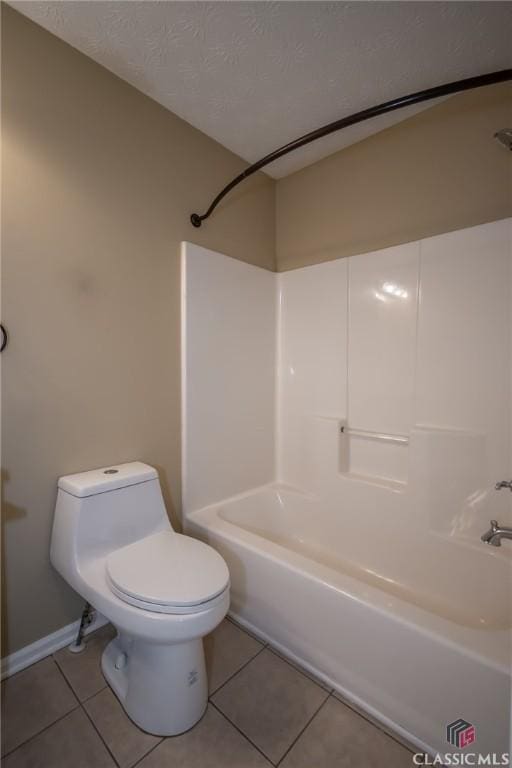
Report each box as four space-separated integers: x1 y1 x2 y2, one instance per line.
190 69 512 228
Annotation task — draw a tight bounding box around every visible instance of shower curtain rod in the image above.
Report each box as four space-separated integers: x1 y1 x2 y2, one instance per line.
190 69 512 228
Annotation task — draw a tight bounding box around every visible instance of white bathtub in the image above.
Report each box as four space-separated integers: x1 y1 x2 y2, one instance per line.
186 484 511 758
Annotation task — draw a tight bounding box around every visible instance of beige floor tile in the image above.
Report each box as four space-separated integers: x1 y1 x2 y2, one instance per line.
84 687 161 768
137 705 271 768
227 616 265 644
332 690 418 752
54 623 116 701
280 696 415 768
3 708 116 768
269 646 332 692
212 648 329 764
1 657 78 756
204 619 263 694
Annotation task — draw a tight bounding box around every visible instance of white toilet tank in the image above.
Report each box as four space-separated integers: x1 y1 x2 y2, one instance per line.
51 462 171 587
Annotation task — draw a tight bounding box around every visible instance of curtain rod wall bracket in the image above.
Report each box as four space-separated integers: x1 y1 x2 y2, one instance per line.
189 69 512 228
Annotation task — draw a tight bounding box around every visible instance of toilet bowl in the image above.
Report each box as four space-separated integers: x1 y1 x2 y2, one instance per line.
50 462 230 736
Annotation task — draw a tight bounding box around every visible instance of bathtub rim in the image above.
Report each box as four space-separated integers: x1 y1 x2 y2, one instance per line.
186 483 511 675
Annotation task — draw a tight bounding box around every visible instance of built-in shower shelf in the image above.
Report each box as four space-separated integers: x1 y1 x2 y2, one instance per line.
344 472 406 493
340 426 409 445
339 422 409 485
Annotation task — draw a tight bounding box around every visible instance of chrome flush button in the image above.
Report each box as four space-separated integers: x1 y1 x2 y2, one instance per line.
104 469 119 475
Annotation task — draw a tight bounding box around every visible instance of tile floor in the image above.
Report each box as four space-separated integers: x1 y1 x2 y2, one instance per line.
1 618 415 767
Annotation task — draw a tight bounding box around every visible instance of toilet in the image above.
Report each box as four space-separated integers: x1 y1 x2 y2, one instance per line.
50 461 230 736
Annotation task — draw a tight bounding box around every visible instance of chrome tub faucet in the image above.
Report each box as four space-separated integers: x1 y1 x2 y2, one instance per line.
481 520 512 547
481 481 512 546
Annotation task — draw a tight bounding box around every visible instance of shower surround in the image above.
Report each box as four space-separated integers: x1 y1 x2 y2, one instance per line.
181 219 512 758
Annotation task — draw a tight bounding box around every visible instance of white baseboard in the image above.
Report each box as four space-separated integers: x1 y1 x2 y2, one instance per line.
1 611 108 680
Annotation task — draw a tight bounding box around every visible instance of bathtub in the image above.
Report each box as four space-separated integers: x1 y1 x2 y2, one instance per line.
186 484 511 758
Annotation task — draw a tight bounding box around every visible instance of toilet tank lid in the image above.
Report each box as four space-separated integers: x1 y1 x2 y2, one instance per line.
58 462 158 498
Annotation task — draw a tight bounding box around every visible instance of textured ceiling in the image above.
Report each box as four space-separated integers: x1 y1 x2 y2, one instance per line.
11 1 512 178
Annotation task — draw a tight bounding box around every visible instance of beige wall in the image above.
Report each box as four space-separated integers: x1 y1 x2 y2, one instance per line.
1 6 275 655
276 83 512 271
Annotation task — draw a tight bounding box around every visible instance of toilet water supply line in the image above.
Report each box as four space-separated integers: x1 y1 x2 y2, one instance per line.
69 602 93 654
190 69 512 229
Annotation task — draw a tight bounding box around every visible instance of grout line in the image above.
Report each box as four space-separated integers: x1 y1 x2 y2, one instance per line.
276 691 332 766
53 655 121 767
222 628 412 757
131 738 165 768
51 656 81 704
209 701 275 766
53 645 164 768
1 652 109 759
264 646 332 694
80 682 108 704
208 644 266 697
52 653 100 704
5 617 414 766
224 618 331 693
81 701 122 768
227 621 412 753
0 703 81 759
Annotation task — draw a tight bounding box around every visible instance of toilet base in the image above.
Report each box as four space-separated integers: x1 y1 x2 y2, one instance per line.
102 633 208 736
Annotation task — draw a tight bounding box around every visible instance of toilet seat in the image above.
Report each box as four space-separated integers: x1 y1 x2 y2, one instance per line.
106 531 230 615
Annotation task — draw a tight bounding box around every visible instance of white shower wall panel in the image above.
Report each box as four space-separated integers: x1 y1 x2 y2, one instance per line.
416 220 511 479
277 219 512 534
276 258 348 488
181 243 276 513
182 218 511 539
348 241 419 437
